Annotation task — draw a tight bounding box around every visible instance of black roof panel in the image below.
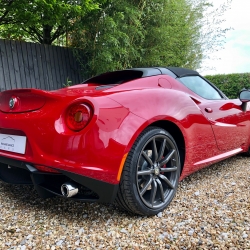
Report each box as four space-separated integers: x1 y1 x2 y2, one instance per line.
166 67 199 77
83 67 199 85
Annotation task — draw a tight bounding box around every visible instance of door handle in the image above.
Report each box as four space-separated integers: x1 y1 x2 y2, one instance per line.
205 107 213 113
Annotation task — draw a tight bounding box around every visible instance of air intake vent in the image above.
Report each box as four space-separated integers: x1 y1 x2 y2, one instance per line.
95 85 116 90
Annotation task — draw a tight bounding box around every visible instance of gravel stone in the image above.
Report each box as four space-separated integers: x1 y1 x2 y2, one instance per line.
188 229 195 236
221 232 228 240
20 239 26 245
194 191 200 196
243 233 248 238
120 228 128 234
157 212 163 217
56 240 64 246
0 155 249 249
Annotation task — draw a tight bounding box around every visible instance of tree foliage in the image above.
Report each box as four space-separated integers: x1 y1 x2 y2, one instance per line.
71 0 231 77
0 0 102 44
71 0 145 76
0 0 231 77
139 0 204 69
205 73 250 99
193 0 232 72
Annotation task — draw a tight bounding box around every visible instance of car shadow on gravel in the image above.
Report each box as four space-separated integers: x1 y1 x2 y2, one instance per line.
0 181 142 222
0 155 244 222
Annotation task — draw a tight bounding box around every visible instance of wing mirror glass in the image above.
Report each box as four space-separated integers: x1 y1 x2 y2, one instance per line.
239 90 250 103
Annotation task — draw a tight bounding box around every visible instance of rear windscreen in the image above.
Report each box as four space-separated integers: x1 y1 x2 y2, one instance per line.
83 70 143 85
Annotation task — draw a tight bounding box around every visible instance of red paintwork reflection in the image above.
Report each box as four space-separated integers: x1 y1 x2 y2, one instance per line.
198 100 250 151
0 75 250 185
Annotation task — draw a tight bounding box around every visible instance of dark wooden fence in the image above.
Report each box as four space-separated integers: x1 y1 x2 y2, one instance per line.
0 39 84 91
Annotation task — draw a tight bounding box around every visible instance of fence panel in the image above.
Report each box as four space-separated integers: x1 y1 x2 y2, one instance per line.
0 39 84 91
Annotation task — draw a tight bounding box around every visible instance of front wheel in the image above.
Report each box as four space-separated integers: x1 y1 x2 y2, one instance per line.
116 127 181 216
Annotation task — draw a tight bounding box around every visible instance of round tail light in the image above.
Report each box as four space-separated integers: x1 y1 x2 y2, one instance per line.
66 103 92 131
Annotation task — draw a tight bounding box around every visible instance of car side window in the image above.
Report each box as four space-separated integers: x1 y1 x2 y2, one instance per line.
179 76 223 100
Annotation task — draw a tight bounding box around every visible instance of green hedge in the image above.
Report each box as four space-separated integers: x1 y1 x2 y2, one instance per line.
205 73 250 99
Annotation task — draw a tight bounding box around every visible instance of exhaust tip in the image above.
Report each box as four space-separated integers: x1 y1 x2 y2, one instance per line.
61 182 78 198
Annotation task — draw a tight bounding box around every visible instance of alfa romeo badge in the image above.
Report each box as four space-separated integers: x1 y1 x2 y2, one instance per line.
9 97 16 109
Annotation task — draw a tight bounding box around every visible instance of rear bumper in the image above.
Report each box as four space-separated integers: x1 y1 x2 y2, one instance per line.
0 156 118 203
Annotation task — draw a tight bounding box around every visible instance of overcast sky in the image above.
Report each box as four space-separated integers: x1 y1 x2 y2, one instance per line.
199 0 250 75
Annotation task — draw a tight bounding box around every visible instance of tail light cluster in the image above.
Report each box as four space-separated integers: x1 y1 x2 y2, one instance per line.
66 103 92 131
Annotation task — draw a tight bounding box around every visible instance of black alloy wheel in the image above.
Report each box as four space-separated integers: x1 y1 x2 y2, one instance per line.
116 127 181 216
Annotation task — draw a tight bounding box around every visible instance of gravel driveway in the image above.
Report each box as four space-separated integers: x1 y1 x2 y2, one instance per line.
0 155 249 250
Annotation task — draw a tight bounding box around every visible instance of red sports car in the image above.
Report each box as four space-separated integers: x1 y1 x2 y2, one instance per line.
0 67 249 216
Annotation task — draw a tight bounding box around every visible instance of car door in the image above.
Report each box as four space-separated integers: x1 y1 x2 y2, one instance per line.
198 99 249 151
179 75 250 152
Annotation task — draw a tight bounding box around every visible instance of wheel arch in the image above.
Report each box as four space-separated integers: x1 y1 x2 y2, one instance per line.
149 120 185 174
123 119 186 175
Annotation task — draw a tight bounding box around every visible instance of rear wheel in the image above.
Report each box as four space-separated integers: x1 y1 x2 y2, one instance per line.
116 127 181 215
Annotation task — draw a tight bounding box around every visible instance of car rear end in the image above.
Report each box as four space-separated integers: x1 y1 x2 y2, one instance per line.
0 87 124 203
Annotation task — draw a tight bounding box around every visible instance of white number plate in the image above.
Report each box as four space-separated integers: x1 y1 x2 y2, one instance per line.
0 134 27 154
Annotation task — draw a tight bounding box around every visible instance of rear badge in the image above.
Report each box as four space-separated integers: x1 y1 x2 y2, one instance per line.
9 97 16 109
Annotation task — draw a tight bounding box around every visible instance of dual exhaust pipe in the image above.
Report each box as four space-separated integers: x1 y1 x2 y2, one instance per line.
61 182 78 198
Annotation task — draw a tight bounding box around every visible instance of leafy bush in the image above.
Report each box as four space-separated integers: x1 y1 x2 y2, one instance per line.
205 73 250 99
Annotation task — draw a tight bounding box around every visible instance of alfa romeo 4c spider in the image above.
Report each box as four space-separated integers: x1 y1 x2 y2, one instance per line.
0 67 250 216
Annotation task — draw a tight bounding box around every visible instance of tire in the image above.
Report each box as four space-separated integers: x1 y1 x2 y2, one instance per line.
116 126 181 216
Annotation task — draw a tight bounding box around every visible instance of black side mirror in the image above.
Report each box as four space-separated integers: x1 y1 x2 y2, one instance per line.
239 89 250 112
239 89 250 102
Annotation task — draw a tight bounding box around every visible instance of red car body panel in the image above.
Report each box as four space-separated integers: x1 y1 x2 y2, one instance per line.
0 67 249 203
198 100 250 151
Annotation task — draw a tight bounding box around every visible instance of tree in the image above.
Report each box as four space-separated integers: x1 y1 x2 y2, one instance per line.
0 0 15 24
72 0 230 77
0 0 231 76
194 0 232 72
138 0 204 69
0 0 103 44
71 0 146 76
